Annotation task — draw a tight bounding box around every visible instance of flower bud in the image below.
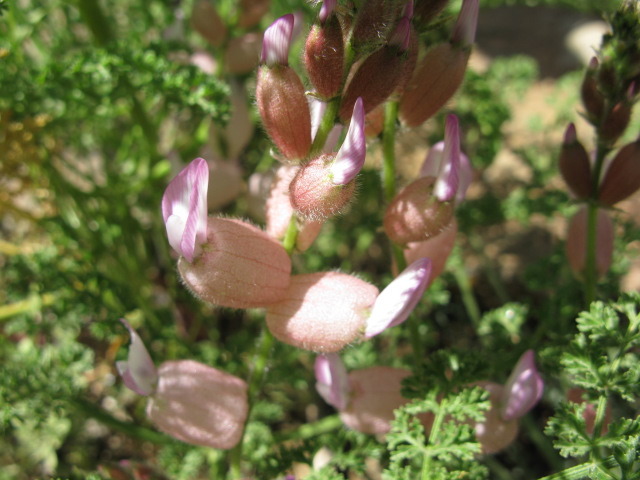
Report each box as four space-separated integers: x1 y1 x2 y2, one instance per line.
399 43 470 126
256 65 312 161
339 367 411 435
339 23 411 122
351 0 397 53
261 14 294 67
598 139 640 206
265 272 379 352
178 217 292 308
566 206 614 279
413 0 450 27
224 33 262 75
559 123 592 200
304 16 345 100
451 0 478 47
581 57 605 122
364 104 385 138
191 0 227 47
600 101 632 144
383 176 455 244
238 0 271 29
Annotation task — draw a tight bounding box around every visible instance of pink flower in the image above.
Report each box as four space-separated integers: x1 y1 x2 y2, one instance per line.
315 354 412 435
265 259 431 352
117 320 248 449
451 0 479 46
161 158 209 263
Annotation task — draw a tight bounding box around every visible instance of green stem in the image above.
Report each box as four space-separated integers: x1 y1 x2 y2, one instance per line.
227 328 276 479
591 395 609 447
451 255 482 329
520 414 564 472
72 397 173 445
274 414 343 442
536 457 619 480
76 0 114 46
310 98 340 156
282 215 299 255
0 291 63 321
382 100 399 202
422 399 448 478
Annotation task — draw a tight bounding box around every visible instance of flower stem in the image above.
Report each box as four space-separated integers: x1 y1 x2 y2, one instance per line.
382 100 399 202
228 328 276 479
310 98 340 156
283 215 299 255
274 414 343 442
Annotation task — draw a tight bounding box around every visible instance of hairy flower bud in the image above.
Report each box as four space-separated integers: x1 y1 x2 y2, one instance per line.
225 33 262 75
559 123 592 200
581 57 605 122
256 65 312 161
600 101 632 144
340 26 411 122
178 217 292 308
598 139 640 206
399 42 470 126
191 0 227 47
266 272 380 352
351 0 397 52
566 206 614 279
384 176 455 244
472 382 520 454
304 16 345 100
238 0 271 29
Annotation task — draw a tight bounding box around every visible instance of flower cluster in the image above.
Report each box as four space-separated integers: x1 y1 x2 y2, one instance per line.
116 0 488 456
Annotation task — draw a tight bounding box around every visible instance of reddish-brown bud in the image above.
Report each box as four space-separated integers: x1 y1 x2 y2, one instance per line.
191 0 227 47
581 58 605 122
178 217 292 308
290 154 357 219
559 124 592 200
339 45 408 122
413 0 450 27
383 176 455 245
599 140 640 206
566 207 614 280
256 65 312 161
224 33 262 75
401 218 458 283
238 0 271 29
399 43 470 127
395 25 419 95
304 17 345 100
600 101 632 143
351 0 397 52
364 104 385 138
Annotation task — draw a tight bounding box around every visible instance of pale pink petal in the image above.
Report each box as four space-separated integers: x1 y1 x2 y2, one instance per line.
364 258 432 338
310 98 343 152
161 158 209 262
420 141 445 178
434 115 460 202
389 17 411 51
331 98 366 185
261 14 294 66
315 353 350 410
501 350 544 421
116 319 158 396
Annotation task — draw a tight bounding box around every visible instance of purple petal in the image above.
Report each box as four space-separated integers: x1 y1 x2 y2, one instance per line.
331 98 366 185
403 0 414 19
452 0 479 46
501 350 544 421
315 353 350 410
435 115 461 202
117 319 158 396
161 158 209 262
319 0 337 23
364 258 432 338
261 14 294 66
